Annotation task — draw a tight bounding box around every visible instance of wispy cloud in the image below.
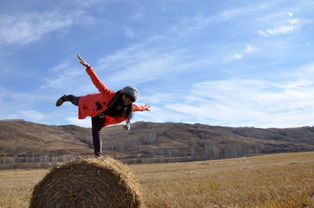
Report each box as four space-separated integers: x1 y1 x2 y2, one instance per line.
217 1 275 21
105 50 191 84
257 15 311 37
0 86 82 125
135 63 314 127
97 39 207 86
0 89 56 121
287 63 314 81
94 3 282 85
0 10 92 45
41 64 82 90
19 110 47 121
2 0 313 129
226 44 257 61
40 61 96 95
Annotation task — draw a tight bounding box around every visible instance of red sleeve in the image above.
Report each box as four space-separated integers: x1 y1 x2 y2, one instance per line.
132 104 148 112
86 67 114 96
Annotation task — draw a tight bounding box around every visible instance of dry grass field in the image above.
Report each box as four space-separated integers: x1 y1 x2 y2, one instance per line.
1 152 314 208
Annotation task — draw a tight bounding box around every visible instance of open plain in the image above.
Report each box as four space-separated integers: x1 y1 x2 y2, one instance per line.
1 152 314 208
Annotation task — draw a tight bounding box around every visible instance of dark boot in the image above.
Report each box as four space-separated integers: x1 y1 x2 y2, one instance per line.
55 94 68 107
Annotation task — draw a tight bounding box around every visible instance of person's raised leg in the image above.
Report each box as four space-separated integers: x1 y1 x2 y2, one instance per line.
56 95 80 106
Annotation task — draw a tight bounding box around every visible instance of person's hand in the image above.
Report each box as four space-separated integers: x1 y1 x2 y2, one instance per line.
77 54 91 68
144 104 151 111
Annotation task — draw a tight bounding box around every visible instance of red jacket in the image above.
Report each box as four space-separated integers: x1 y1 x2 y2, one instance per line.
78 67 148 127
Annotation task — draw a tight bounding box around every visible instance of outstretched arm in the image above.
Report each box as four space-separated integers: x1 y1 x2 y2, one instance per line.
77 55 114 96
133 104 151 112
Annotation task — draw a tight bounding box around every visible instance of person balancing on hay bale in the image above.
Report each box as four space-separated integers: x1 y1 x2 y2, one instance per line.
56 55 151 157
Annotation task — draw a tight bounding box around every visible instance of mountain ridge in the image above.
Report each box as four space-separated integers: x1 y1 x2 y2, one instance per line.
1 119 314 166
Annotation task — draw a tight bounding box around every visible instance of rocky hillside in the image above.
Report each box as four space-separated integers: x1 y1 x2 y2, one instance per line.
1 119 314 167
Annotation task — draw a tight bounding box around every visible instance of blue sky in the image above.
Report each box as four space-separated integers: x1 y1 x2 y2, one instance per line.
1 0 314 128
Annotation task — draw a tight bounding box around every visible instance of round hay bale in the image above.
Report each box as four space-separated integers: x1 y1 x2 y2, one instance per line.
29 156 145 208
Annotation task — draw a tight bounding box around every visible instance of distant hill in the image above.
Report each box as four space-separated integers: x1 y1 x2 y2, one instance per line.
1 119 314 168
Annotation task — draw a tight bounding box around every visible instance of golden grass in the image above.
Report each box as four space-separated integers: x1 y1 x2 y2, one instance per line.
1 152 314 208
0 169 47 208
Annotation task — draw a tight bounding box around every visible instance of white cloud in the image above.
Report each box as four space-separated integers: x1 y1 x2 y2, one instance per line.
19 110 47 121
258 25 297 37
107 53 180 84
135 68 314 128
227 44 257 61
168 3 275 39
244 45 256 54
287 63 314 82
41 61 95 94
94 4 286 85
66 116 91 127
140 92 178 104
0 87 68 124
5 109 47 122
133 105 189 123
0 10 88 45
42 67 82 90
257 17 311 37
217 2 275 21
97 43 206 85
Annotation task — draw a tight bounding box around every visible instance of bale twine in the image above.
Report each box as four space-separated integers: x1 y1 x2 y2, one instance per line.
29 156 145 208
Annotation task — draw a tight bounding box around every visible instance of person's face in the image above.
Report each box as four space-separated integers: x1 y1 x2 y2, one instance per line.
122 94 135 105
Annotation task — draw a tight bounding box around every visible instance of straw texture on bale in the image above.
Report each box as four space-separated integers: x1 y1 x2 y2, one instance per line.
29 156 145 208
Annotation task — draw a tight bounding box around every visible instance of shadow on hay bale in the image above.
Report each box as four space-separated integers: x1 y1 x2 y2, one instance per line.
29 156 145 208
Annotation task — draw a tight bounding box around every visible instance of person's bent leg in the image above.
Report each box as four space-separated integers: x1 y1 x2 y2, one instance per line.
67 95 80 106
91 116 104 157
56 95 80 106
